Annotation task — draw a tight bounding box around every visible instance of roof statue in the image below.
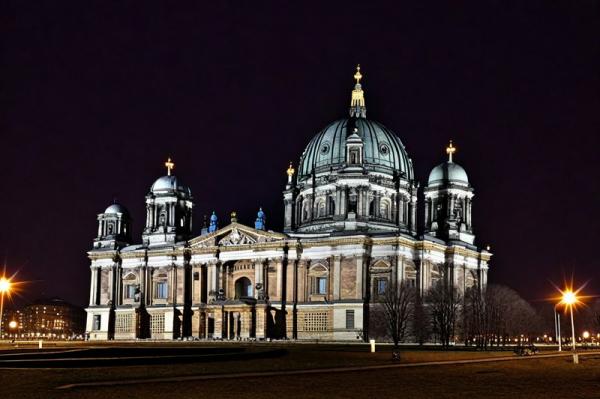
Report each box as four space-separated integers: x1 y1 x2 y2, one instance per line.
208 211 218 233
286 162 295 184
255 207 266 230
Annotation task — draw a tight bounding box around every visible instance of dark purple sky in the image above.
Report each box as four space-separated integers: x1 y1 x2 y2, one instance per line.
1 2 598 307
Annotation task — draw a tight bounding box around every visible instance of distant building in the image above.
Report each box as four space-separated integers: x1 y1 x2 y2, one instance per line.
86 66 491 341
2 298 85 339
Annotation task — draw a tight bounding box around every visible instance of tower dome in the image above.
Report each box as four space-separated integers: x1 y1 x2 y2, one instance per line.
428 162 469 186
104 203 129 215
424 141 475 245
143 158 194 246
427 141 469 187
151 175 192 196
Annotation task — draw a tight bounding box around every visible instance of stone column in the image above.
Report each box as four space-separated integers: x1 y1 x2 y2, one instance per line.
108 266 115 303
234 312 241 339
397 255 405 285
276 260 283 301
254 260 260 299
355 256 363 300
332 256 341 300
89 268 97 305
213 307 223 339
208 262 217 301
424 199 430 229
411 199 417 232
255 303 268 339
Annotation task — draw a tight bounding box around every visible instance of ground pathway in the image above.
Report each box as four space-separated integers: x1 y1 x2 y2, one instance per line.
56 349 600 391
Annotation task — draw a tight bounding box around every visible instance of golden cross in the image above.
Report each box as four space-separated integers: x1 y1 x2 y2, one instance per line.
165 157 175 176
354 64 362 84
446 141 456 162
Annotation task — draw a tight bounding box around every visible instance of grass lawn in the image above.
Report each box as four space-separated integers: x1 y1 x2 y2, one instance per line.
0 343 597 399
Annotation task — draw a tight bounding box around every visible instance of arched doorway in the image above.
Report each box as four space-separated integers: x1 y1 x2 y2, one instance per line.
235 277 253 299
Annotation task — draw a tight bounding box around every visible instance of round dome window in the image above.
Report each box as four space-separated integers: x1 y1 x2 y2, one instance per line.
379 143 390 155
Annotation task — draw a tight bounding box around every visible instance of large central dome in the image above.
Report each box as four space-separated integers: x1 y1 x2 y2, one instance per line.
298 118 414 179
283 66 419 236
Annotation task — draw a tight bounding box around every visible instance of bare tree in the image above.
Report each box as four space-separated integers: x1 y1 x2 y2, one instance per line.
592 300 600 332
412 295 430 345
427 283 462 348
380 281 415 348
463 284 543 348
463 286 488 348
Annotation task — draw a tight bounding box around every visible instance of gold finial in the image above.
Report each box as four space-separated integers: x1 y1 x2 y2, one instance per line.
165 157 175 176
230 211 237 223
286 162 295 177
354 64 362 84
350 64 366 117
446 141 456 162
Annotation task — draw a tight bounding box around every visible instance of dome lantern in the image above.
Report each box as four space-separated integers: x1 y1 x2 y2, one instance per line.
349 64 367 118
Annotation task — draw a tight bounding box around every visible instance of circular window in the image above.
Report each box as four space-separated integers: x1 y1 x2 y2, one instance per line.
379 143 390 155
320 143 330 155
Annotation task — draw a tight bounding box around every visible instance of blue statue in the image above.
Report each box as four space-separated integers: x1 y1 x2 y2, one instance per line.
255 207 266 230
208 211 218 233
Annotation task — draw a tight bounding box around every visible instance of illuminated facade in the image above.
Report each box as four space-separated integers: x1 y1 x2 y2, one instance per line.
86 67 491 341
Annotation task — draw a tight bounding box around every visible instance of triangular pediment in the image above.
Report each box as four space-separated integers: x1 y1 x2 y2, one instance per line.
189 223 287 248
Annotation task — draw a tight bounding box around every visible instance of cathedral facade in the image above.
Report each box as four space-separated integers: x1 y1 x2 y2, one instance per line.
85 67 490 341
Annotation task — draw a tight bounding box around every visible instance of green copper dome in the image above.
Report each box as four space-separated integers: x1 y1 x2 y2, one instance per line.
298 118 414 180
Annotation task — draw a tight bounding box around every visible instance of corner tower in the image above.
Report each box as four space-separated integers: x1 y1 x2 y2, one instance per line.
142 158 194 246
284 66 417 235
424 141 475 245
93 203 132 249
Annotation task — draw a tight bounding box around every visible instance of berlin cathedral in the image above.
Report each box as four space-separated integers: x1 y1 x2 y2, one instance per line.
86 66 491 341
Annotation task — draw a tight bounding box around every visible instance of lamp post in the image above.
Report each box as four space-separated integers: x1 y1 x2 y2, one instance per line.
554 304 562 352
560 290 579 364
0 277 12 338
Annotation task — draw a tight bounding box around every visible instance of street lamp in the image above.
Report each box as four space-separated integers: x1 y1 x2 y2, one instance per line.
560 290 579 364
0 277 12 338
554 304 562 352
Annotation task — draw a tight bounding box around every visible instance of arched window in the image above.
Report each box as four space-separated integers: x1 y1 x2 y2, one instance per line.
328 196 335 215
380 199 391 220
123 273 139 301
316 199 326 218
154 273 168 299
308 264 328 296
465 270 478 289
234 277 253 298
430 264 442 287
404 263 417 288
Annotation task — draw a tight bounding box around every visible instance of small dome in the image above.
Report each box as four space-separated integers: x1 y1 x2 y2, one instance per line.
151 175 191 196
428 162 469 186
104 203 129 215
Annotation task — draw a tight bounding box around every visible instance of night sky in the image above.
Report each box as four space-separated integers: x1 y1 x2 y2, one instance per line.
1 2 598 307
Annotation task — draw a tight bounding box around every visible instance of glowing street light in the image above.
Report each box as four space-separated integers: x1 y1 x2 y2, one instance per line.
0 277 12 337
559 289 580 364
